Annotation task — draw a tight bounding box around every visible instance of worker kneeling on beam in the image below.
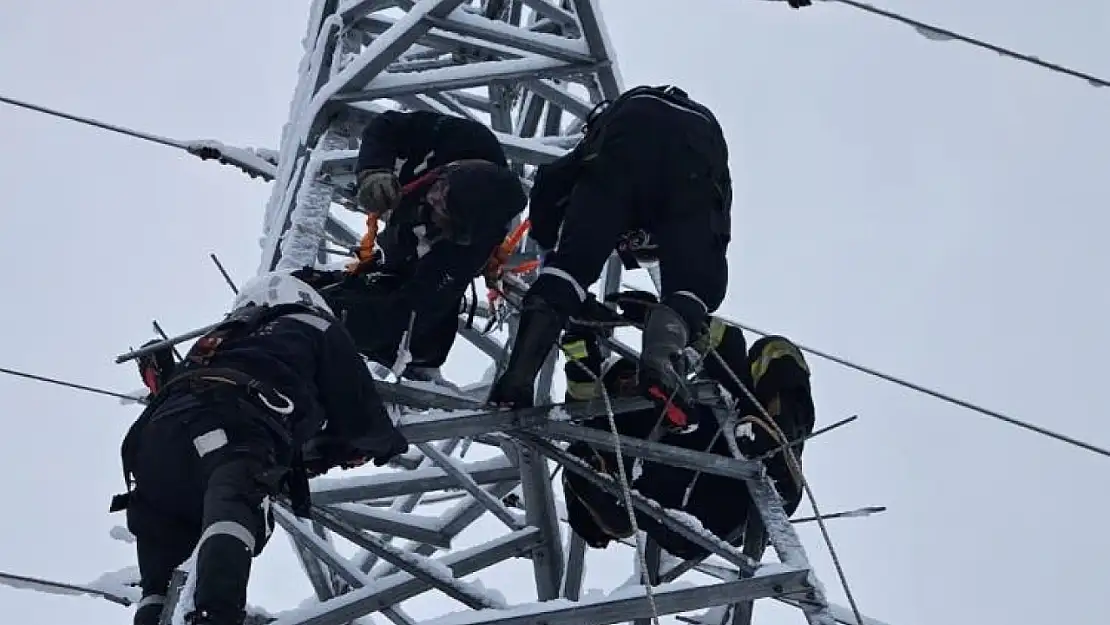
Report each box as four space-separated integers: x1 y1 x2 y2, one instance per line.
112 271 408 625
295 109 527 384
560 312 815 560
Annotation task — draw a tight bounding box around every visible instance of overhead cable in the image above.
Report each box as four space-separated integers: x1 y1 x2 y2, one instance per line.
727 319 1110 459
0 93 276 180
827 0 1110 89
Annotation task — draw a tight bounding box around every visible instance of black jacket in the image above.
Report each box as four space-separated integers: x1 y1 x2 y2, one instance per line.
529 84 732 251
355 110 509 184
188 307 399 455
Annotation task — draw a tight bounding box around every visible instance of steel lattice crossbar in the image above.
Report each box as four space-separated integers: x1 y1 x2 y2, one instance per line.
149 2 886 625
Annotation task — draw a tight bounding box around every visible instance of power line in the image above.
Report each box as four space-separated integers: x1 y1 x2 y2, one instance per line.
0 93 186 149
725 318 1110 460
0 366 142 403
827 0 1110 89
0 93 276 180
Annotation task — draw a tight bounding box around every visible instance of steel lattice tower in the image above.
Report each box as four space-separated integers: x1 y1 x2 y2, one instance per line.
166 2 859 625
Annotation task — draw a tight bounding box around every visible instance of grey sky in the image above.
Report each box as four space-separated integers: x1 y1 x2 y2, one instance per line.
1 2 1107 625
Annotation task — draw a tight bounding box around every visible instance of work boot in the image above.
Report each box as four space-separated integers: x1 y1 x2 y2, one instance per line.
488 295 566 408
639 303 698 432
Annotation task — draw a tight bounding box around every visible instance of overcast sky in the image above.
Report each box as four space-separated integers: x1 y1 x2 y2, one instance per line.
1 2 1107 625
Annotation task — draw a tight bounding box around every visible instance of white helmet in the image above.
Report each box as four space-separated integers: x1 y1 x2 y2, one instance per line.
232 271 333 316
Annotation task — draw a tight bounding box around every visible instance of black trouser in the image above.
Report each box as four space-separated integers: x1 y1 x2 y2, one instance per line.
126 393 283 625
529 94 731 333
562 404 752 559
352 161 526 368
328 275 462 369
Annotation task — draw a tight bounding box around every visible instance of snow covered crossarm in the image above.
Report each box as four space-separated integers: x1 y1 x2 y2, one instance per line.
309 455 519 504
265 528 541 625
415 572 811 625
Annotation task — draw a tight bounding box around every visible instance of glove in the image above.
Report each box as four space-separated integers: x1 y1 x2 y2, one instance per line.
357 169 402 215
302 434 354 477
345 427 410 467
605 290 659 325
369 429 410 467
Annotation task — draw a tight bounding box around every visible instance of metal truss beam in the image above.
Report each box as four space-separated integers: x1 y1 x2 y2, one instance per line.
419 570 812 625
230 3 851 625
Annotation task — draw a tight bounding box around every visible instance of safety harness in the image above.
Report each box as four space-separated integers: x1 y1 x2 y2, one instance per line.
110 303 323 517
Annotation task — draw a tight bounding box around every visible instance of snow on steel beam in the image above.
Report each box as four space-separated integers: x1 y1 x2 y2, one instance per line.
416 570 812 625
368 480 520 579
352 439 467 575
310 456 519 504
565 0 623 98
309 504 505 610
268 528 542 625
420 10 595 62
274 504 370 594
330 56 592 103
354 13 535 61
739 450 833 624
417 442 526 530
314 0 469 103
393 381 730 444
338 0 402 25
532 420 763 480
522 78 595 119
520 0 579 32
324 503 454 548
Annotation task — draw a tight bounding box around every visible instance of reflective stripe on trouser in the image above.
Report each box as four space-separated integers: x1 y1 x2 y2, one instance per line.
192 457 275 625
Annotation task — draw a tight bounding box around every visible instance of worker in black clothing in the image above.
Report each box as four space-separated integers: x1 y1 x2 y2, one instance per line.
114 271 409 625
488 85 733 431
559 298 815 559
305 109 526 379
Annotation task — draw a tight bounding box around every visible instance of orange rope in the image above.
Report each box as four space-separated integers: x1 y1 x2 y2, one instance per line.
484 218 531 286
345 211 380 274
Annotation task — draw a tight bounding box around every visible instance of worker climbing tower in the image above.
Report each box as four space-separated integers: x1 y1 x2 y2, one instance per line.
166 2 849 624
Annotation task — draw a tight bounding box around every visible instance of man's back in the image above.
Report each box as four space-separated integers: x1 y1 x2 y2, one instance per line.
357 110 509 185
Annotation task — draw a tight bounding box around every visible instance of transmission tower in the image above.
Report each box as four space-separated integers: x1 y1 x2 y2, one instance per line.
162 2 861 625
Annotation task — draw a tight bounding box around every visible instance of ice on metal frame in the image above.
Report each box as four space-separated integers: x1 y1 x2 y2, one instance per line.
416 579 703 625
275 146 330 270
309 454 514 494
184 139 279 179
260 12 345 269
